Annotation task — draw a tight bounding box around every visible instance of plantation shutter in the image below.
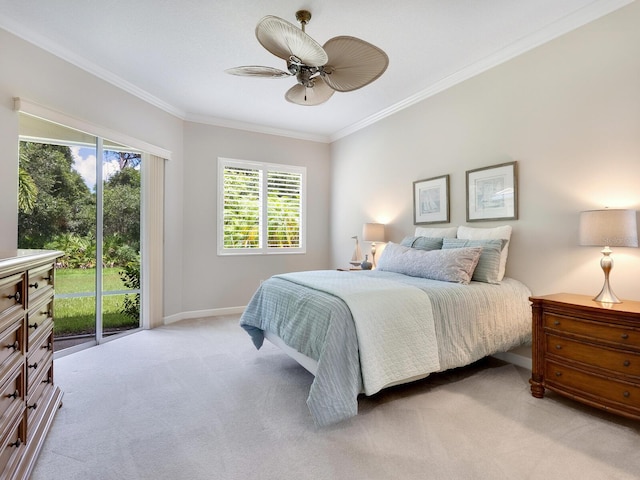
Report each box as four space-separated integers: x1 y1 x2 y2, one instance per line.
222 166 261 249
218 158 305 255
267 170 302 248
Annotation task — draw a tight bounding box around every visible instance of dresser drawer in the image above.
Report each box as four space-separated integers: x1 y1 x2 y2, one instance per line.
544 313 640 349
0 411 26 476
0 273 24 319
26 364 54 437
0 315 24 373
27 263 55 306
546 360 640 412
26 331 53 393
546 334 640 378
0 362 25 433
26 295 54 347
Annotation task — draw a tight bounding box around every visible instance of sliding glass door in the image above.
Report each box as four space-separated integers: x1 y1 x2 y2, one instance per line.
18 113 142 351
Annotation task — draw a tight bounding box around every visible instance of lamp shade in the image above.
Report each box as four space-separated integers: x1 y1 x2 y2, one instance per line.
579 209 638 247
362 223 385 243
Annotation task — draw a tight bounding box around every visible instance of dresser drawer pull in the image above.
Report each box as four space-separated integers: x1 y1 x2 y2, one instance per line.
41 342 53 351
621 334 629 340
27 403 37 410
623 391 630 398
555 371 562 377
5 390 19 400
28 362 38 370
42 377 52 384
555 344 562 350
623 360 631 367
29 282 39 289
6 291 21 303
8 439 22 448
44 275 52 281
5 341 19 351
554 320 560 326
28 323 38 330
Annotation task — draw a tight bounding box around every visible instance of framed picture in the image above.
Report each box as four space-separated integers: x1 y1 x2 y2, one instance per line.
413 174 450 224
466 161 518 222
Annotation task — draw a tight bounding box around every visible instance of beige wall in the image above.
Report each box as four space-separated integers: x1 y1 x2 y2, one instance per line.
0 28 186 319
181 122 332 311
330 2 640 301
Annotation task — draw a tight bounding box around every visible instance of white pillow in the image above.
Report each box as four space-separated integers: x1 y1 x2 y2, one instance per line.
414 226 457 238
377 242 482 284
457 225 512 281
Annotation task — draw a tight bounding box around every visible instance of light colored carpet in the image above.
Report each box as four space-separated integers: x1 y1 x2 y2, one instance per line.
32 315 640 480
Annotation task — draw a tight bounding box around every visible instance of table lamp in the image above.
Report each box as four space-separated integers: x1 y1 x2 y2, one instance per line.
579 209 638 303
362 223 385 268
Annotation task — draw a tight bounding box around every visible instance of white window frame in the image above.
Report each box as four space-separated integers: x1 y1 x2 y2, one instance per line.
217 157 306 255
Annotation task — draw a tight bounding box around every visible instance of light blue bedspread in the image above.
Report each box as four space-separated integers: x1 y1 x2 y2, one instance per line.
240 270 531 426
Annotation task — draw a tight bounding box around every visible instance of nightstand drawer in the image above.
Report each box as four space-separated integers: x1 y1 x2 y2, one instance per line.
546 334 640 377
544 313 640 349
546 360 640 412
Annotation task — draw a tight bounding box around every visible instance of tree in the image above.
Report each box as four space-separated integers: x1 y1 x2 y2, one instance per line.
103 167 141 252
18 164 38 213
18 142 94 248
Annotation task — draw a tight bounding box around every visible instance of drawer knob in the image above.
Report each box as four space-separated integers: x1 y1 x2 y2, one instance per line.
28 323 38 330
621 334 629 340
554 320 560 326
8 439 22 448
555 371 562 377
555 344 562 350
624 360 631 367
41 342 53 351
42 377 52 384
6 292 21 303
27 403 37 410
5 341 19 351
28 362 38 370
623 391 630 398
6 390 19 400
29 282 39 289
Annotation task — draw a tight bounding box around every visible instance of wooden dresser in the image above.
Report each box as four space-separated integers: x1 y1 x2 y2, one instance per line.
530 293 640 420
0 250 63 480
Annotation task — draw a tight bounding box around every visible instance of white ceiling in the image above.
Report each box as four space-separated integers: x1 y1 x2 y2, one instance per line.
0 0 632 142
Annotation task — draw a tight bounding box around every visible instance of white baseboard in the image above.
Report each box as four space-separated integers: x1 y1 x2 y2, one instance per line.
492 350 532 370
163 306 245 325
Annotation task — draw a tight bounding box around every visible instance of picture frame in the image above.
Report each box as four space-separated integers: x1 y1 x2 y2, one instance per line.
466 161 518 222
413 174 450 224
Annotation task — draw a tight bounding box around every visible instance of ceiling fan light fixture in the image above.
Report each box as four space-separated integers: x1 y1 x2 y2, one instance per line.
285 76 334 106
227 11 388 106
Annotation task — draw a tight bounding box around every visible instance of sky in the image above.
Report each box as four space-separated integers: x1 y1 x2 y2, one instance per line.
70 146 121 191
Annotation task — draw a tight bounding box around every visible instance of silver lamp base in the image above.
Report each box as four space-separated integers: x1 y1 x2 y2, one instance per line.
593 247 622 304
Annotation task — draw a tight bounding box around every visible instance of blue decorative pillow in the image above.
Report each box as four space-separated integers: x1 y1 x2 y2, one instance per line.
442 238 506 284
399 236 443 251
377 242 482 284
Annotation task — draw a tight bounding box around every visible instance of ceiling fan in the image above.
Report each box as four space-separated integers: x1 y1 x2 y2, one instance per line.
225 10 389 106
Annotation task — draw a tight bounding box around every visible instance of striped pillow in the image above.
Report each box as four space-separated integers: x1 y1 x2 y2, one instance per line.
442 238 506 284
400 236 443 251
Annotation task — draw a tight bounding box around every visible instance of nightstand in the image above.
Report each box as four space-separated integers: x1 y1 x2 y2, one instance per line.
530 293 640 420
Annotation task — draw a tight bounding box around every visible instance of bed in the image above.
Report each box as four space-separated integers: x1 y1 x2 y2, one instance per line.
240 226 532 426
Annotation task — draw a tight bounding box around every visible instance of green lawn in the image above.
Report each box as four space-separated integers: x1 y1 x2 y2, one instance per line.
54 268 139 336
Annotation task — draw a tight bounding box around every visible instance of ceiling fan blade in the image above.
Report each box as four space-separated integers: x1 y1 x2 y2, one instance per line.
256 15 328 67
285 77 334 106
225 66 292 78
322 36 389 92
